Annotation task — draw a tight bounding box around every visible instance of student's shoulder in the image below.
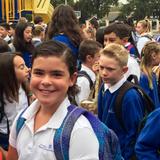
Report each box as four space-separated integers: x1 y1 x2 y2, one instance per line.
140 72 149 82
123 86 143 101
147 107 160 122
52 34 69 42
73 113 93 130
16 100 39 120
138 35 151 42
140 108 160 136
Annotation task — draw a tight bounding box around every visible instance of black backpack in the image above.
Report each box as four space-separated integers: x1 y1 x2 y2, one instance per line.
114 81 154 132
78 70 94 89
127 74 139 85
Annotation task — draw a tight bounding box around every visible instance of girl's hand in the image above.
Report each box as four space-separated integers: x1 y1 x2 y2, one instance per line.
0 147 7 160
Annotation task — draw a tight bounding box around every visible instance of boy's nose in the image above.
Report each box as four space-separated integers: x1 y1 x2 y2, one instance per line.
41 75 52 85
102 69 108 77
104 41 110 47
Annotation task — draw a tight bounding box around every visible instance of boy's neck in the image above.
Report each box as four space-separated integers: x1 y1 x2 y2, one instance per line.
83 63 93 71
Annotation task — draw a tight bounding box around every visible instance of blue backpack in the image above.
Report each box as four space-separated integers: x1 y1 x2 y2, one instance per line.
16 105 123 160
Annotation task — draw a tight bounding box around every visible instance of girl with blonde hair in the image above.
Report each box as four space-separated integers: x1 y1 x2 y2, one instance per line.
139 41 160 108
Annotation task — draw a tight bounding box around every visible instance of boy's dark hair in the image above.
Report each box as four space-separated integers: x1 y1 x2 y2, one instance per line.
32 40 79 102
0 22 10 30
79 40 102 62
89 17 99 30
104 22 132 39
0 39 10 53
96 26 106 46
34 16 43 24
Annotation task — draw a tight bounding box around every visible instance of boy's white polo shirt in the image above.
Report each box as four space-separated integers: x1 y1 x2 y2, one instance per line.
104 76 126 93
76 64 96 105
9 97 99 160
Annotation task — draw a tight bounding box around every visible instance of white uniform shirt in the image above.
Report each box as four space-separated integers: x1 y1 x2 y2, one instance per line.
76 64 96 105
17 85 28 113
137 36 150 56
3 35 11 43
125 55 141 80
0 87 28 134
9 97 99 160
104 76 126 93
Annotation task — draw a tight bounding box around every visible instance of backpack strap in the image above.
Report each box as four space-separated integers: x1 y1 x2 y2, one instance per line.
85 111 122 160
114 81 134 131
16 108 28 137
130 31 141 58
127 74 139 85
78 70 94 89
114 81 154 132
141 34 153 41
53 105 86 160
54 105 122 160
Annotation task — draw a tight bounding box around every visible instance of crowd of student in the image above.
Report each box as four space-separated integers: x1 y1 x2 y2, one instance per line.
0 3 160 160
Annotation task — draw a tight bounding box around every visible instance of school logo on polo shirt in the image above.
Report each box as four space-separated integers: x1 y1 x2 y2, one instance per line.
39 144 54 152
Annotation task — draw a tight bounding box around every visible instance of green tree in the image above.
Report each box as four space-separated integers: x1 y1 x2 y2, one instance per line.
51 0 118 20
77 0 118 19
120 0 160 20
51 0 74 7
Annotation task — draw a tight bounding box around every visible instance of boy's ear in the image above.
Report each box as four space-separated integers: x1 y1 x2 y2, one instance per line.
121 37 129 44
86 55 93 62
69 72 78 87
122 66 128 74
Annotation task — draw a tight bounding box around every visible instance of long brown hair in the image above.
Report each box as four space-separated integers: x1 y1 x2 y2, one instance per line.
46 4 83 47
0 52 29 121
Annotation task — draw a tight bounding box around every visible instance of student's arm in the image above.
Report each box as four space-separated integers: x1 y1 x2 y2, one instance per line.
7 113 20 160
0 147 7 160
135 108 160 160
7 145 18 160
76 77 91 104
122 89 144 159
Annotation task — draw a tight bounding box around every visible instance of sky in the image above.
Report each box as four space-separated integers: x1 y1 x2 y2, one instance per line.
119 0 128 4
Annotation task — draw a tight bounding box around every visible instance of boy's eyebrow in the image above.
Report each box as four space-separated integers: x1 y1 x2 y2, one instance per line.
99 64 116 70
33 68 64 73
50 70 64 74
